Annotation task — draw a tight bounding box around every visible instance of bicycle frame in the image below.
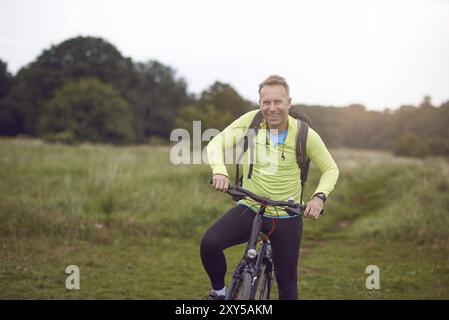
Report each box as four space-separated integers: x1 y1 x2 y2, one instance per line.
226 205 273 300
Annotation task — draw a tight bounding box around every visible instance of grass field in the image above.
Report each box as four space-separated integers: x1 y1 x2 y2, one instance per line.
1 138 448 299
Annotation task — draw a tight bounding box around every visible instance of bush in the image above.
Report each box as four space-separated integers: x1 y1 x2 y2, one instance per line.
42 131 77 145
38 78 135 144
392 133 430 158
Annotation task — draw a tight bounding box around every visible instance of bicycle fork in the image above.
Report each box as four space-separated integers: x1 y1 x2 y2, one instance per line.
246 207 265 259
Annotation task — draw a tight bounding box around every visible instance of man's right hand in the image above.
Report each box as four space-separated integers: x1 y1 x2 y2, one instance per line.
211 174 230 193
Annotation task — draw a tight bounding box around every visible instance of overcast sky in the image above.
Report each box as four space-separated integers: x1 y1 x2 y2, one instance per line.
1 0 448 110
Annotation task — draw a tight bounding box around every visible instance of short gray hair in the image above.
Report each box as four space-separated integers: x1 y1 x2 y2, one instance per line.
258 75 290 97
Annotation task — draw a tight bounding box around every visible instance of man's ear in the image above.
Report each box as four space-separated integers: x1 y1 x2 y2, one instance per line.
287 97 292 109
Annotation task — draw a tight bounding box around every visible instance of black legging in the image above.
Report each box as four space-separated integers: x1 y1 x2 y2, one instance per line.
200 204 303 300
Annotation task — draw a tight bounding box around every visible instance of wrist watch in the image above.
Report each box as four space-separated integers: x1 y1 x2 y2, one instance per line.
313 193 327 203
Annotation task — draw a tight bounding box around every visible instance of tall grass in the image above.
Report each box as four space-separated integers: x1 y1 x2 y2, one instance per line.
349 159 449 244
1 138 448 299
0 138 224 241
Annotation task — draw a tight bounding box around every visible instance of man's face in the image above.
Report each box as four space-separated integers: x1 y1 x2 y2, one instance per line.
259 84 291 130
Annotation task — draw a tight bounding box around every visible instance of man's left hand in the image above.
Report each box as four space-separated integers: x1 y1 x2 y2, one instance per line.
304 197 324 220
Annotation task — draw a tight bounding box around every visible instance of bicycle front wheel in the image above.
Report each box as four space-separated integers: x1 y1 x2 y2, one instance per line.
230 271 252 300
252 262 272 300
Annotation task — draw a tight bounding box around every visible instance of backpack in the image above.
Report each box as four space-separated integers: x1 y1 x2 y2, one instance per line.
235 110 311 205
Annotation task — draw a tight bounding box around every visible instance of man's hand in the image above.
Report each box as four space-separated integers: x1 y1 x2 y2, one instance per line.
211 174 230 193
304 197 324 220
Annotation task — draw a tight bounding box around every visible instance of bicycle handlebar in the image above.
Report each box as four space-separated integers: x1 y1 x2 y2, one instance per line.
210 180 304 216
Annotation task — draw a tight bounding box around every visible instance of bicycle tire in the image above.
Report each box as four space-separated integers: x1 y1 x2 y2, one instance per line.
227 271 252 300
252 261 272 300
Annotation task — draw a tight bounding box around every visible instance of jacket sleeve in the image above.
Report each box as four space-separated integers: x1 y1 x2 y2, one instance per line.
306 128 339 198
206 110 259 178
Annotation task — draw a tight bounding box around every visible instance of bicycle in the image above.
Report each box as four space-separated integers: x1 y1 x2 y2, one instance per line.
220 184 305 300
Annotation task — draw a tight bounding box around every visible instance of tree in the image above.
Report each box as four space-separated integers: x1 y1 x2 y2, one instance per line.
175 81 254 132
38 78 135 144
130 60 190 139
0 59 11 99
175 103 235 132
419 95 434 109
0 60 16 135
199 81 253 116
1 36 135 136
0 36 191 140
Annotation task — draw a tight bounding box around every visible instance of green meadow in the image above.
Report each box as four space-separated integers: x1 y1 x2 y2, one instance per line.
1 138 448 299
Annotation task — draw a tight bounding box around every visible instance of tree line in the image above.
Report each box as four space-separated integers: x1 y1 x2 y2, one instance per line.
0 36 448 157
294 100 449 157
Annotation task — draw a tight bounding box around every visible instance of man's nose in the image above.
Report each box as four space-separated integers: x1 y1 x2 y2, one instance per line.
268 102 278 111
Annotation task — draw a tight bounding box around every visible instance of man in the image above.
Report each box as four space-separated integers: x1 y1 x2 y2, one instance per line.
201 75 339 300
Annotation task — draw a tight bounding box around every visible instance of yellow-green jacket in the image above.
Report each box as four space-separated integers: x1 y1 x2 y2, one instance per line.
207 110 339 217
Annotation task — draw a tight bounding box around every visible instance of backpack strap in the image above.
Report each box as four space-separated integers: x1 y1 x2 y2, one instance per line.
235 111 263 186
296 119 310 205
